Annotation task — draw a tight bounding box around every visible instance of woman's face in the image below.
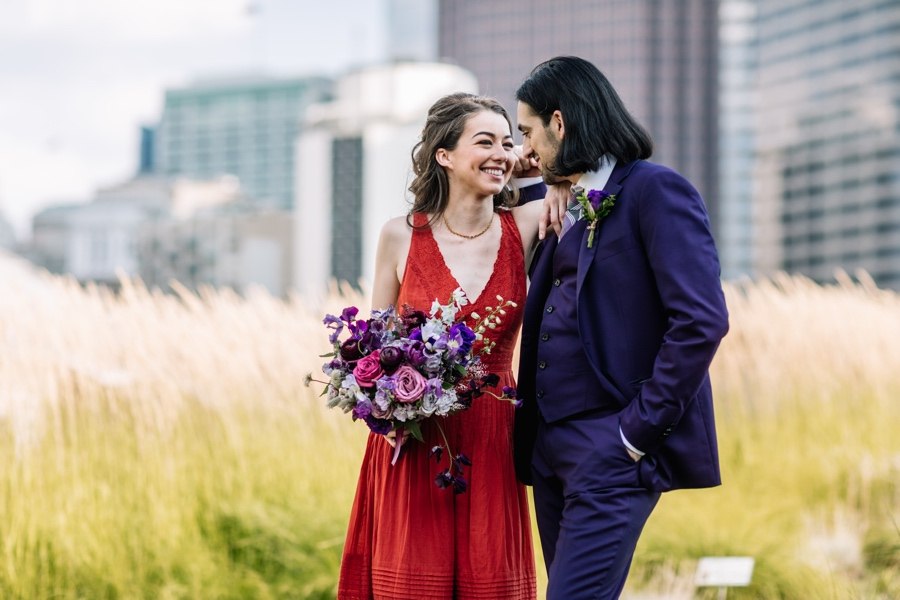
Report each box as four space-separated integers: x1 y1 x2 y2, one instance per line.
439 110 515 198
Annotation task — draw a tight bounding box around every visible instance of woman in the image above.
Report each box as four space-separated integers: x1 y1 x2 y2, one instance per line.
337 93 547 600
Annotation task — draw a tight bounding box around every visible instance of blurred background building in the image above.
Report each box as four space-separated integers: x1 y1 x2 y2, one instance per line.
0 211 14 251
153 75 333 210
12 0 900 292
294 61 478 298
718 0 757 279
386 0 439 62
137 177 293 297
438 0 721 233
754 0 900 290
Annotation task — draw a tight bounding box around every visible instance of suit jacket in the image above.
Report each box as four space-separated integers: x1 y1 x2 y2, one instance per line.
514 160 729 492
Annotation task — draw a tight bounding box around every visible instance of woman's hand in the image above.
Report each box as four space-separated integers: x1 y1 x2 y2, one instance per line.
540 182 573 239
511 145 540 178
384 428 407 449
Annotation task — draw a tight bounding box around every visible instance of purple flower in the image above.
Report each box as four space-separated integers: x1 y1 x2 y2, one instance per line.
404 340 427 366
393 365 427 403
448 323 476 355
501 385 517 398
434 469 454 489
341 306 359 323
363 415 392 435
430 445 444 463
340 338 364 363
453 453 472 468
481 373 500 388
401 308 428 331
586 188 610 210
352 398 373 420
430 334 448 352
379 346 404 373
425 378 444 396
323 313 345 343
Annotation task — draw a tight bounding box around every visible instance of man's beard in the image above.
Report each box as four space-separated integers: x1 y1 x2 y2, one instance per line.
539 129 565 184
540 162 566 185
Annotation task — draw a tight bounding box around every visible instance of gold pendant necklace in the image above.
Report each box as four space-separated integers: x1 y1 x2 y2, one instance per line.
442 212 494 240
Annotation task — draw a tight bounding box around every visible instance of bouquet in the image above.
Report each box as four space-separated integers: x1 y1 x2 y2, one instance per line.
306 288 519 493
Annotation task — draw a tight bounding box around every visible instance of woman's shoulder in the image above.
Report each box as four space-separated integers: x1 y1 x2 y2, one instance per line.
381 215 414 238
378 215 416 256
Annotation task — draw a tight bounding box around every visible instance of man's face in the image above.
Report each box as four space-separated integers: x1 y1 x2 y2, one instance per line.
517 101 563 184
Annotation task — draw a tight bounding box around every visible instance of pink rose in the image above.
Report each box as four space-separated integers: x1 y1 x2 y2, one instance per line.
393 365 427 403
353 350 383 388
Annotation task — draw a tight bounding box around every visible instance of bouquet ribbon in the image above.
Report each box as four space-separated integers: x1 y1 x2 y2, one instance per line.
390 429 408 466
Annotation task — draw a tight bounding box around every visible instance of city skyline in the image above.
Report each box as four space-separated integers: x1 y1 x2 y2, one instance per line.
0 0 389 238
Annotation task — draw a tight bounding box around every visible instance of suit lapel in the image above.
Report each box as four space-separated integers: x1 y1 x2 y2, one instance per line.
575 163 628 299
573 161 636 405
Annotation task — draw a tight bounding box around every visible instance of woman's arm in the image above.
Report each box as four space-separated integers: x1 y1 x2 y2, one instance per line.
370 216 410 310
511 183 572 255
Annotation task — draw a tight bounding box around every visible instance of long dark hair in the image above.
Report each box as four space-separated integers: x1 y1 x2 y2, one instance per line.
516 56 653 176
408 93 515 227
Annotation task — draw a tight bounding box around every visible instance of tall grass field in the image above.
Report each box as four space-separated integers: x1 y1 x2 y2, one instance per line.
1 251 898 599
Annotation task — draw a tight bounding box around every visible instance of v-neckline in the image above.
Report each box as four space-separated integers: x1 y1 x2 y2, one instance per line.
427 214 503 310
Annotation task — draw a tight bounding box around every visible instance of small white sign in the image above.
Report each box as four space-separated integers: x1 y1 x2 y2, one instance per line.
694 556 755 587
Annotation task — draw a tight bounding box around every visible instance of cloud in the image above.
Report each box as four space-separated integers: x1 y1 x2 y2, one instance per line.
0 0 251 42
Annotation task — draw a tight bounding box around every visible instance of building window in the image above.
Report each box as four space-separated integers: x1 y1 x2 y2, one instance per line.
331 137 364 287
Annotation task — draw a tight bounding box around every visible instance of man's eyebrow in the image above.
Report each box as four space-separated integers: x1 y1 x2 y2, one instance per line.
517 124 529 132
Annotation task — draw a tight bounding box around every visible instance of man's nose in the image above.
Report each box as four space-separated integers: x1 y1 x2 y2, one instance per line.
522 138 533 156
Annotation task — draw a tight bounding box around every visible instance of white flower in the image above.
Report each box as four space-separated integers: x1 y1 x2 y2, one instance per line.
420 393 438 416
452 287 469 307
341 373 358 389
420 317 445 342
436 389 458 414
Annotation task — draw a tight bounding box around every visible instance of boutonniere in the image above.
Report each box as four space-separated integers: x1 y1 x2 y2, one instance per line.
575 188 617 248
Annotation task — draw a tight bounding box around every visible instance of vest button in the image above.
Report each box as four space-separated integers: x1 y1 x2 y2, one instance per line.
536 390 545 399
545 305 554 313
540 333 550 341
553 278 561 286
538 360 547 369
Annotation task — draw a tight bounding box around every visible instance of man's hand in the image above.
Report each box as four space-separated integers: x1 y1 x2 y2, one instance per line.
512 145 541 178
539 182 573 239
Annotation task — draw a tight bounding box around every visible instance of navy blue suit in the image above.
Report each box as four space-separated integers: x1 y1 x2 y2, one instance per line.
514 160 729 598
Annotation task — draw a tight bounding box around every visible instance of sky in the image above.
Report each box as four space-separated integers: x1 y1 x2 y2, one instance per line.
0 0 388 238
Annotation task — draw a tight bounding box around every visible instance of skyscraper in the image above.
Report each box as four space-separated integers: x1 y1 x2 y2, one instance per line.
754 0 900 289
386 0 438 62
438 0 720 231
154 76 332 210
718 0 758 279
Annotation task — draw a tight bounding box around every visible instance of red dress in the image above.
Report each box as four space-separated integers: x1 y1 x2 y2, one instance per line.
338 211 536 600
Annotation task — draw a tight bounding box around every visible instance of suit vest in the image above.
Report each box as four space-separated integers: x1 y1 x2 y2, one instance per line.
533 226 617 422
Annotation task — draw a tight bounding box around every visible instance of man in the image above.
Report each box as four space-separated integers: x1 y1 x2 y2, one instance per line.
513 56 729 599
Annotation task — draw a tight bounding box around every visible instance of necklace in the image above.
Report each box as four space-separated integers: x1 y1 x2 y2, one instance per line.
442 212 494 240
